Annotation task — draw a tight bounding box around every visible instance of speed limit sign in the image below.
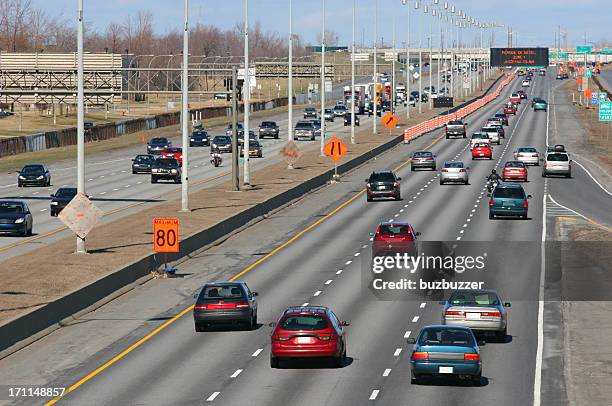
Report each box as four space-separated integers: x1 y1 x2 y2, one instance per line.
153 218 179 253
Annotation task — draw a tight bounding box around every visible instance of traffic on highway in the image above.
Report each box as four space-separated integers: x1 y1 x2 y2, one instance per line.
0 1 611 406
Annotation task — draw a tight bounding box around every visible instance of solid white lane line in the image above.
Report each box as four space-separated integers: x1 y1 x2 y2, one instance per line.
325 280 333 285
314 290 322 297
369 390 380 400
252 348 263 357
393 348 402 356
206 392 220 402
230 369 243 378
572 159 612 197
412 316 419 323
383 369 392 377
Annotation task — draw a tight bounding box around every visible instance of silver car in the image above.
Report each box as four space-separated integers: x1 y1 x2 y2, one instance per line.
542 152 571 178
411 150 437 171
514 146 540 166
440 161 469 185
441 289 511 341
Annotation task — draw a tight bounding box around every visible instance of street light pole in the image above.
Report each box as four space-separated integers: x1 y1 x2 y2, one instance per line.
404 0 410 119
392 12 396 114
428 9 433 110
320 0 326 155
351 0 356 144
180 0 190 212
373 0 378 133
288 0 293 141
76 0 86 253
243 0 251 187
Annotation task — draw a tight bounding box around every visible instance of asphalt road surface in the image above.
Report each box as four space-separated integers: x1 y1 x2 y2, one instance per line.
3 69 606 406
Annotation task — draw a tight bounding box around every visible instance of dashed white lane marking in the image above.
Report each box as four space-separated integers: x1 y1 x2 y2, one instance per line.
230 369 243 378
354 252 360 257
100 175 105 178
100 191 107 195
336 269 343 275
40 208 47 212
111 173 116 175
412 316 420 323
125 185 131 188
206 392 220 402
121 170 126 173
325 280 333 285
369 390 380 400
412 196 417 199
362 245 368 249
408 200 413 204
404 331 411 338
88 179 93 181
456 236 462 240
420 302 426 309
32 191 39 195
137 181 143 184
113 188 119 191
251 349 263 357
345 260 352 265
462 224 468 228
404 204 409 208
394 214 399 218
302 302 309 307
314 290 322 297
383 368 392 377
393 348 403 356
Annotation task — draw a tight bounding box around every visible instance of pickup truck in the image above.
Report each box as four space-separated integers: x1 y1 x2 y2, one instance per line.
258 121 279 139
445 120 467 139
470 133 491 150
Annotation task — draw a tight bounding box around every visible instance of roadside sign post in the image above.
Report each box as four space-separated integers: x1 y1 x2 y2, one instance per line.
279 141 302 169
58 192 104 254
381 111 399 136
153 218 180 274
323 136 348 181
599 101 612 121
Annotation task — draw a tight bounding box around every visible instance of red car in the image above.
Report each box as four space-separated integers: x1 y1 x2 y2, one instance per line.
509 93 521 104
161 147 183 166
270 306 348 368
502 160 528 182
504 104 517 115
472 143 493 160
371 222 420 257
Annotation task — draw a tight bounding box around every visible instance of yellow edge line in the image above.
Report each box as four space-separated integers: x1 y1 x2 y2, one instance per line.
45 129 447 405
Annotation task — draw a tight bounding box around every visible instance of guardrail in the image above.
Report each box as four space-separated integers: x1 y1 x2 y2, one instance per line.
403 73 516 143
0 97 290 159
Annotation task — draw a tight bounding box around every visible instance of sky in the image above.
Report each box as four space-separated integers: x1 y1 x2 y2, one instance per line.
32 0 612 49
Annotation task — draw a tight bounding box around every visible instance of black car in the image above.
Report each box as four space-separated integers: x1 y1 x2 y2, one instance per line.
84 121 95 136
411 91 428 103
226 123 244 137
190 130 210 147
238 131 257 147
193 282 258 331
18 164 51 187
0 201 33 236
344 114 360 126
366 171 401 202
50 187 77 217
258 121 279 139
494 113 509 126
131 154 156 174
151 158 181 184
303 107 318 119
147 137 172 154
211 135 233 153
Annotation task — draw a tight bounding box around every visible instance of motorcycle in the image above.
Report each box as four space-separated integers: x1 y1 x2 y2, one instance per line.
210 150 222 167
486 177 500 194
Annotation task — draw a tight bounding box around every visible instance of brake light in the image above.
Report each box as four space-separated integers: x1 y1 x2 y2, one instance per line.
464 353 480 362
445 310 465 317
272 333 290 341
441 169 448 172
412 352 429 361
481 311 502 317
426 157 434 161
393 182 399 187
459 169 466 173
194 304 208 310
366 183 371 188
523 199 528 208
235 302 250 308
489 198 494 206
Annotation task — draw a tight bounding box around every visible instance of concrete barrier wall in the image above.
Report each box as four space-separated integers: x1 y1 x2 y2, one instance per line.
0 97 290 158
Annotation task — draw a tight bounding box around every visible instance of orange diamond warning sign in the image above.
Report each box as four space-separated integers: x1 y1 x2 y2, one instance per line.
323 136 348 162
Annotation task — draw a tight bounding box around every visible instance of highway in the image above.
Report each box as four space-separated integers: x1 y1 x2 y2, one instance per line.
2 68 603 406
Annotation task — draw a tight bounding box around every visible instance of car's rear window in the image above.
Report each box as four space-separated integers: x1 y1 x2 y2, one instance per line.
449 292 500 306
0 202 24 213
518 147 537 153
56 188 77 198
444 162 464 168
155 158 179 167
547 153 569 162
280 315 329 331
505 161 525 168
493 188 525 199
369 172 395 182
472 133 488 139
213 136 231 143
448 121 463 125
200 285 244 299
378 224 412 236
413 151 433 158
261 121 275 127
150 138 168 144
419 328 474 346
305 108 316 112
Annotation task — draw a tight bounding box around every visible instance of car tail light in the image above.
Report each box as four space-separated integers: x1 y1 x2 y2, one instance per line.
532 154 538 157
464 353 480 362
412 352 429 361
272 333 290 341
489 198 494 206
481 311 502 317
366 183 371 188
426 157 434 161
441 169 448 172
459 169 466 173
235 302 250 308
523 199 528 208
445 310 465 317
393 182 399 187
194 304 208 310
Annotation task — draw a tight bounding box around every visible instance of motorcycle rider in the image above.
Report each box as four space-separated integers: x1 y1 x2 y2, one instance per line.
486 169 502 192
210 146 222 167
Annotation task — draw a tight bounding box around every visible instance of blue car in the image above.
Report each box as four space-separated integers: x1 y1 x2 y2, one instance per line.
408 325 482 385
0 201 33 236
488 183 532 220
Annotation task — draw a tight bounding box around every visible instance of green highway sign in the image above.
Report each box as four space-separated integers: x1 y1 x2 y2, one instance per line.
600 92 607 102
558 52 568 58
599 101 612 121
601 49 612 54
585 69 593 78
576 46 592 54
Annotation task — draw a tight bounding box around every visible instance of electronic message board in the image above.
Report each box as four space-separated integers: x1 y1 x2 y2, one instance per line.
490 48 549 67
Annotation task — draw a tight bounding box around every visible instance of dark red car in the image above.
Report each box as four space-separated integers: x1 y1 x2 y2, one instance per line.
161 147 183 166
503 104 517 115
472 143 493 160
371 222 420 257
502 160 528 182
270 306 348 368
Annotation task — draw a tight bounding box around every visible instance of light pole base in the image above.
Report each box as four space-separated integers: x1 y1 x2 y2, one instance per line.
179 208 191 213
